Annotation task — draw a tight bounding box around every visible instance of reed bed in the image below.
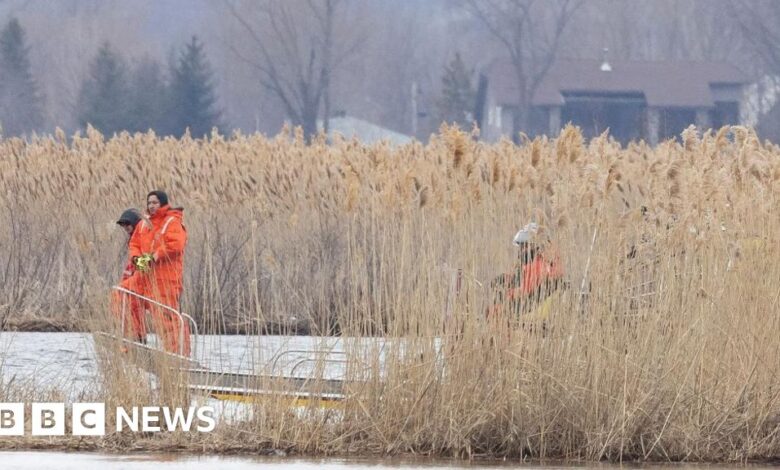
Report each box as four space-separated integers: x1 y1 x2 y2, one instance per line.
0 124 779 461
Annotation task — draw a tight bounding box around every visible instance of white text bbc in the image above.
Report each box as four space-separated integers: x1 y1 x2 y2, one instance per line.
0 403 216 436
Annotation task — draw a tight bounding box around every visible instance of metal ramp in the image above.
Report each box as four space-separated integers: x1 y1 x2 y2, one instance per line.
94 331 202 370
103 286 355 406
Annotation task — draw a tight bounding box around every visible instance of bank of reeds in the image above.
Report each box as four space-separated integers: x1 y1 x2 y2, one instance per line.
0 124 779 461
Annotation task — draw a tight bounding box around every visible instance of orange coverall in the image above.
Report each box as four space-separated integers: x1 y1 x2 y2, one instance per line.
111 205 189 356
112 219 153 342
145 205 190 356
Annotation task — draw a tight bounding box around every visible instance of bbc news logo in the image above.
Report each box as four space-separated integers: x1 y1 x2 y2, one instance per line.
0 403 216 436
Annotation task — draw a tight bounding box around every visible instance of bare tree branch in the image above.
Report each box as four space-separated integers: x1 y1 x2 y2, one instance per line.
224 0 362 140
464 0 581 136
732 0 780 72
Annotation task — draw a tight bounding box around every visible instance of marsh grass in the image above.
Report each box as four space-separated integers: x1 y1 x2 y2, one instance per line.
0 124 778 461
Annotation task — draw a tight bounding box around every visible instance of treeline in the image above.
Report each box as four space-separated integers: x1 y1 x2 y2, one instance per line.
0 14 472 141
0 18 220 138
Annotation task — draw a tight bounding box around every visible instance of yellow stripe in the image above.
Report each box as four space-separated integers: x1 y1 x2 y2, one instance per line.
208 391 344 409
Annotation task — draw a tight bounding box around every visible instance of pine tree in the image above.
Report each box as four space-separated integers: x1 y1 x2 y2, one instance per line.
77 42 131 135
435 53 476 129
168 36 220 137
0 18 43 136
128 57 168 134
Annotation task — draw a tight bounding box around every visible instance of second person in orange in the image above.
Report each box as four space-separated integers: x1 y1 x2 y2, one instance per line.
112 190 190 356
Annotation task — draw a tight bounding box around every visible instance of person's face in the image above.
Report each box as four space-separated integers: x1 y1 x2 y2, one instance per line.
147 195 161 215
120 223 133 236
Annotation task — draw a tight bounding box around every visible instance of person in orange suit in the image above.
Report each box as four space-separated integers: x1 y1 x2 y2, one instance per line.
144 190 190 356
488 223 565 320
112 208 153 343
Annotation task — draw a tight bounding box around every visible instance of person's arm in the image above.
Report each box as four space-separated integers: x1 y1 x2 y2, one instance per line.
121 260 135 280
153 220 186 262
128 224 145 260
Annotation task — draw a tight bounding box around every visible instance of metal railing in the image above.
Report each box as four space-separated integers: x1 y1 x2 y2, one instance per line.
289 358 347 376
269 349 347 374
113 285 198 358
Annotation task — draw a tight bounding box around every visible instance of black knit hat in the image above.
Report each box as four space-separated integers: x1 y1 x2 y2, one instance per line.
116 208 142 228
147 190 169 207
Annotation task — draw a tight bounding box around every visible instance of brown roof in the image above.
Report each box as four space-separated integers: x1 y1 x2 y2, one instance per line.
486 59 749 108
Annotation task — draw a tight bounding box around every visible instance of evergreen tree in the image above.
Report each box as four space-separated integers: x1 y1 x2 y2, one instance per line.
128 57 168 134
168 36 220 137
77 42 131 135
435 53 476 129
0 18 43 136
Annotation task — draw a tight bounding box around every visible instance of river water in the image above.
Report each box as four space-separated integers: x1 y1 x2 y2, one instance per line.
1 451 773 470
0 451 524 469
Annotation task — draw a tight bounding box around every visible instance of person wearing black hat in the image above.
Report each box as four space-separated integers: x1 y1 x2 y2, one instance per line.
112 207 153 344
116 208 142 238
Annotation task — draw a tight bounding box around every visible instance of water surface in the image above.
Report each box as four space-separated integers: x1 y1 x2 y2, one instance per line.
0 451 522 469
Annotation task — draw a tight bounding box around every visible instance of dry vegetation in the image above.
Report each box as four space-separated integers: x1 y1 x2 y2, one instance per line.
1 124 779 461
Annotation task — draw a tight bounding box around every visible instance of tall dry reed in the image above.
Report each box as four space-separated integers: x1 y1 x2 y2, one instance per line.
0 124 779 461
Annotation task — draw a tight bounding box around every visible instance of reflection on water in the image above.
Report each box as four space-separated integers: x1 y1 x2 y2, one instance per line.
0 451 522 469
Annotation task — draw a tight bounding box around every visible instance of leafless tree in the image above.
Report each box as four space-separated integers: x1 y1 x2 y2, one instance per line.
731 1 780 73
729 0 780 141
225 0 365 140
463 0 583 135
3 0 159 132
335 1 471 137
680 0 742 62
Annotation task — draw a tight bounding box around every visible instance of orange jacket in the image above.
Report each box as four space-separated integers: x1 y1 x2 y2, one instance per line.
128 218 154 262
515 252 564 298
148 205 187 285
494 250 564 301
122 219 153 280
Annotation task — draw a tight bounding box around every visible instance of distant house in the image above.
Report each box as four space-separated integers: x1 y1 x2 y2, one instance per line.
318 115 412 146
481 59 750 145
